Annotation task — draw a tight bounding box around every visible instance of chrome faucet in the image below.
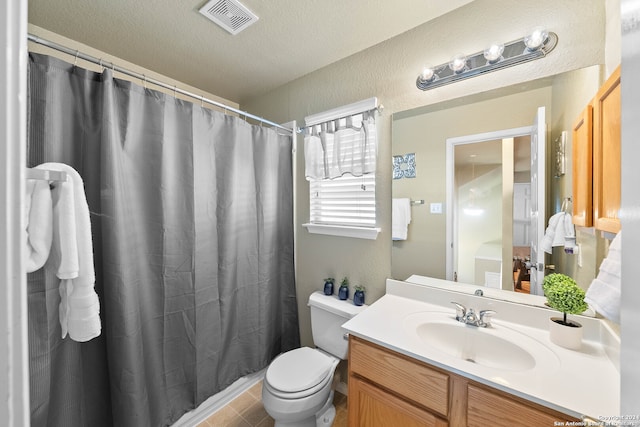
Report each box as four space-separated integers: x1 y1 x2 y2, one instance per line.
451 302 496 328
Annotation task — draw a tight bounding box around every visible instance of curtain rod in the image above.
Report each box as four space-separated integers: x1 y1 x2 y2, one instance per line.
27 34 293 134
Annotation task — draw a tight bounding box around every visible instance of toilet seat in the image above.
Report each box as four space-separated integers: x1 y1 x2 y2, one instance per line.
264 347 338 399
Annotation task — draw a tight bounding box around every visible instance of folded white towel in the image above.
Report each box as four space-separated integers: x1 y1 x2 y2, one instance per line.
37 163 101 342
541 212 574 254
585 231 621 323
392 198 411 241
25 179 53 273
541 212 563 254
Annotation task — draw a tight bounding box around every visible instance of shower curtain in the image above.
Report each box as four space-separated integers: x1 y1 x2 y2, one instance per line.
26 53 299 427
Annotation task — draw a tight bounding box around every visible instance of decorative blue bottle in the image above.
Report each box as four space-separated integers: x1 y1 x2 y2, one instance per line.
338 284 349 300
323 279 334 296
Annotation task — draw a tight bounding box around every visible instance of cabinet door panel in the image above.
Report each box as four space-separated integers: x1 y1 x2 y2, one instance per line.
348 376 448 427
572 105 593 227
467 385 573 427
593 67 621 233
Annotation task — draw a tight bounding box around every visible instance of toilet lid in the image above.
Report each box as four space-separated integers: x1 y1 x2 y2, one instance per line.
265 347 335 393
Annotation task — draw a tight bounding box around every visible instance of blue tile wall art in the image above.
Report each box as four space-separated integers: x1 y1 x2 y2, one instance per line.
392 153 416 179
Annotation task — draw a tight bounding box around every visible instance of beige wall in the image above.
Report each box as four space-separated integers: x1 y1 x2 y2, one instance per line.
242 0 606 347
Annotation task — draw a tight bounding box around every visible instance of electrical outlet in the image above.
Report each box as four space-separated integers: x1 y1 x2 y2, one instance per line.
430 203 443 214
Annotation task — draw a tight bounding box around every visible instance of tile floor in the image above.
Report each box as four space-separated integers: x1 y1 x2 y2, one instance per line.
198 380 348 427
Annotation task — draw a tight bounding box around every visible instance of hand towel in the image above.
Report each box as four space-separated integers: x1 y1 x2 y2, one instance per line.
392 198 411 241
37 163 101 342
541 212 563 254
25 179 53 272
541 212 574 254
585 231 621 323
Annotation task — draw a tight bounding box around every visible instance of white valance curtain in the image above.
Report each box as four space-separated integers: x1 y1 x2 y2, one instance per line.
304 111 377 180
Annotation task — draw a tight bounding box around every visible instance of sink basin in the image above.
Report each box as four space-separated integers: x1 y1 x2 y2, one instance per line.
404 312 559 372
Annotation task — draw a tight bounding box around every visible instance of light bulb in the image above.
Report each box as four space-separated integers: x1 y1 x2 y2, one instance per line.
420 66 435 82
449 54 467 73
483 43 504 63
524 27 549 51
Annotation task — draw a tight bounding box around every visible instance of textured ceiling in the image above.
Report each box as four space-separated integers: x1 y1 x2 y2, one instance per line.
27 0 474 104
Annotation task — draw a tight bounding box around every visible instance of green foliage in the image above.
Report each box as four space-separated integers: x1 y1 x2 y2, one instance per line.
340 277 349 288
354 285 365 292
542 274 588 315
324 278 335 284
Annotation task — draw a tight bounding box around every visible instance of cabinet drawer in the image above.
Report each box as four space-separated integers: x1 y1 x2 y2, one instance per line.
349 336 449 417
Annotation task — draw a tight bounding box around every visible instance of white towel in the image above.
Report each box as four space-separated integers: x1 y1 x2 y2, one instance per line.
25 179 53 273
392 198 411 241
541 212 574 254
37 163 101 342
585 231 621 323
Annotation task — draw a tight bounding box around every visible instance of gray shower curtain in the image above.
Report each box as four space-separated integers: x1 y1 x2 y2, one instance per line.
26 53 299 427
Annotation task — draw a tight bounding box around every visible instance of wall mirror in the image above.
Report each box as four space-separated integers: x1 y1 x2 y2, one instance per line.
391 65 603 307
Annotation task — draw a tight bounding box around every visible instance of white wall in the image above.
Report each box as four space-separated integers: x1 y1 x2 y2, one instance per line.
620 0 640 415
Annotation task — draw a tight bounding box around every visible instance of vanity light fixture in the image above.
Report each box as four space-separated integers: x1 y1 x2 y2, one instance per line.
416 28 558 91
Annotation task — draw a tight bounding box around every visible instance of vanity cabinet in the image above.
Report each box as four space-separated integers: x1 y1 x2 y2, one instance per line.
348 336 578 427
572 66 621 233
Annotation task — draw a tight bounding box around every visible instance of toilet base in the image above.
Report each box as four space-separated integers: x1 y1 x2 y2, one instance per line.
272 390 336 427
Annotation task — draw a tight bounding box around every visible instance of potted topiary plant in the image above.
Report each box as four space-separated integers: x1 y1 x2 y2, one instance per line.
323 278 335 296
338 277 349 300
353 285 365 306
542 273 589 350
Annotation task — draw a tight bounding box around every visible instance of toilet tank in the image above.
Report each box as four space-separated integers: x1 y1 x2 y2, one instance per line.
308 291 367 359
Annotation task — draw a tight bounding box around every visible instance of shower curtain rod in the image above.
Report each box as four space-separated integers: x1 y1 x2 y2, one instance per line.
27 34 293 134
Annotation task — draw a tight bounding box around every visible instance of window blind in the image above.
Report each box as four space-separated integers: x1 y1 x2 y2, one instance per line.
309 174 376 227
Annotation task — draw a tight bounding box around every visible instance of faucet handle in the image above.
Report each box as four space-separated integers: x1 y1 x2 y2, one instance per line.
451 302 467 321
479 310 496 327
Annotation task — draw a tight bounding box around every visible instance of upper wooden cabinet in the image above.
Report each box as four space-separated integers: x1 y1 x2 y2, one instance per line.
572 65 621 233
572 104 593 227
593 66 621 233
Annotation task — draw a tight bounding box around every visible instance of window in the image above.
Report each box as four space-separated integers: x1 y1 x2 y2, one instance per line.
302 99 380 239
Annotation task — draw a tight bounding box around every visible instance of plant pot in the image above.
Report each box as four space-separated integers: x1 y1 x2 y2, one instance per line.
338 285 349 300
549 317 583 350
323 281 334 296
353 290 365 306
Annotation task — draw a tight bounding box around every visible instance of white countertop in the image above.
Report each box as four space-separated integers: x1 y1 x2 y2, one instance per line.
342 280 620 420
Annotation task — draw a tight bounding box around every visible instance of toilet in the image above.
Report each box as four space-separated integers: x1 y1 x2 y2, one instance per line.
262 291 367 427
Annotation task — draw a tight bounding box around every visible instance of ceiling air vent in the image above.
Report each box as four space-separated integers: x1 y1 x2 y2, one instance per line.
198 0 259 35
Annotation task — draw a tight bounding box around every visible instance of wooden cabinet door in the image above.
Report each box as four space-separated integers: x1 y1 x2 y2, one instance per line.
348 375 448 427
467 384 576 427
593 66 621 233
572 104 593 227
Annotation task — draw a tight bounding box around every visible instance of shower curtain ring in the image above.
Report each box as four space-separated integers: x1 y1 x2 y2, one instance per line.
73 50 79 67
142 75 147 88
174 85 177 98
99 58 104 72
201 95 204 107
